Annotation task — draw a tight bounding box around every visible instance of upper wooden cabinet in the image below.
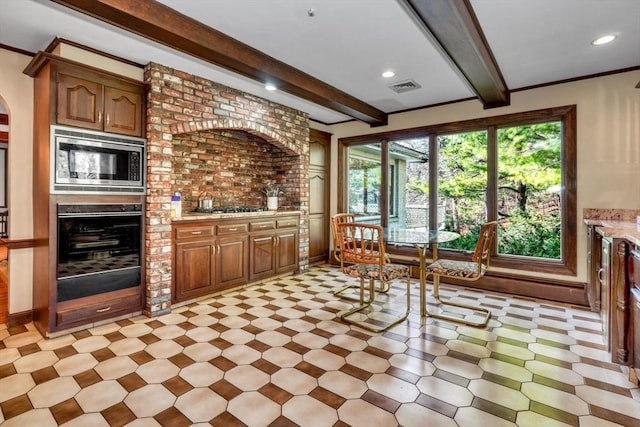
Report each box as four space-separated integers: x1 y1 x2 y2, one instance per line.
25 52 146 137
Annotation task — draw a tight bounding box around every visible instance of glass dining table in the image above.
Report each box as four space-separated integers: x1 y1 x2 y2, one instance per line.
383 228 460 317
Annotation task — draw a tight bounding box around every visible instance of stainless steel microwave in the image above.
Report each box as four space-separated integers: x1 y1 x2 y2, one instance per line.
51 126 145 194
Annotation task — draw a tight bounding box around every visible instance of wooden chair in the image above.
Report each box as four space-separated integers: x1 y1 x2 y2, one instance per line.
331 213 391 299
424 221 497 327
331 213 355 264
337 222 411 332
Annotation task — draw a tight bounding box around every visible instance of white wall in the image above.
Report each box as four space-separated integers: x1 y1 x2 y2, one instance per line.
327 70 640 283
0 48 35 313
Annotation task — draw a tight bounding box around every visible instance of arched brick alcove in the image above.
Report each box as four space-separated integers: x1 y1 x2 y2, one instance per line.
143 62 309 317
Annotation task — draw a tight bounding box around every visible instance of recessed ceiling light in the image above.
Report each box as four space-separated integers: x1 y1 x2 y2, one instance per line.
382 70 395 78
591 34 616 46
265 84 277 91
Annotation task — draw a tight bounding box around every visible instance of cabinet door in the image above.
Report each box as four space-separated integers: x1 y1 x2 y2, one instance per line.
174 239 215 302
217 236 248 289
57 73 103 131
104 86 144 136
601 238 611 348
276 231 298 273
250 234 276 280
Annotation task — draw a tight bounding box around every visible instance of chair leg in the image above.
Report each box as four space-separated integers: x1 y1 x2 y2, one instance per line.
427 274 491 327
340 276 411 333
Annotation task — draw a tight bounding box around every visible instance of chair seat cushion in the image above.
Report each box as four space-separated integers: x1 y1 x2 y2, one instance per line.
344 263 409 282
426 259 484 279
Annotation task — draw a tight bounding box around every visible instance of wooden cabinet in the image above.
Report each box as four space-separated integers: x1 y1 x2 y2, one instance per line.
57 73 143 136
173 214 299 303
600 236 633 365
24 52 147 336
249 217 299 281
25 52 145 137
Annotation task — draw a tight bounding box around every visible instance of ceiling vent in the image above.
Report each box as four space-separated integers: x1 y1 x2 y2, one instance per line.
388 79 422 93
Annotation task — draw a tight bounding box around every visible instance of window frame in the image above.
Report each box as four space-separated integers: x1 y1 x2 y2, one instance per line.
338 105 577 277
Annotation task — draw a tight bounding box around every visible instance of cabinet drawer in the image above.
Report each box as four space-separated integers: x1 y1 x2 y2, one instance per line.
57 294 141 326
250 221 276 232
218 223 248 235
175 226 214 240
277 217 299 229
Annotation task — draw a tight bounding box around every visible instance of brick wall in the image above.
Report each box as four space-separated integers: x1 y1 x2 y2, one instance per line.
144 62 309 316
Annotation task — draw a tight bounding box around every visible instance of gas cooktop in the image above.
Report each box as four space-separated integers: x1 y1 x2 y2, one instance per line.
192 206 267 214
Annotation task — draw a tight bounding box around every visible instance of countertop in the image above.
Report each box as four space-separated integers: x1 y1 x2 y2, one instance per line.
171 210 302 222
584 218 640 246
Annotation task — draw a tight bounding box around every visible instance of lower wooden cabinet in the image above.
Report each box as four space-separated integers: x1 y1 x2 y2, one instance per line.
173 214 299 303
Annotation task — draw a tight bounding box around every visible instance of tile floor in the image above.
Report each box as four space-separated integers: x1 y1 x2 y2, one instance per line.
0 265 639 426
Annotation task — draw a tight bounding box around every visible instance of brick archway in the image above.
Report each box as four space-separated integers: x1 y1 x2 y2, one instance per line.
143 62 309 318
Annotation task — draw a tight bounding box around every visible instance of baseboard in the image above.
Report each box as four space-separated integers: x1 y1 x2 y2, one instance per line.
8 310 33 327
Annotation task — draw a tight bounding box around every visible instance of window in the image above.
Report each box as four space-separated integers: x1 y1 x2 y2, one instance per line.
339 106 576 276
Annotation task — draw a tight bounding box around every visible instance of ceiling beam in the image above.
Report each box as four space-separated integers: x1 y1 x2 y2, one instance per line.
402 0 510 108
51 0 388 126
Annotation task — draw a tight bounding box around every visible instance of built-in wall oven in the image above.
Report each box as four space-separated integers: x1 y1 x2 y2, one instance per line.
57 203 142 302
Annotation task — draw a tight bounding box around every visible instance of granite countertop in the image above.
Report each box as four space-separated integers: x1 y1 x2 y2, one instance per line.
172 210 302 222
583 208 640 246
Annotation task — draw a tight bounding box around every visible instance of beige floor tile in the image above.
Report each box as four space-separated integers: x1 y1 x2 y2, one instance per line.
182 342 222 361
303 348 345 371
282 395 338 427
525 360 584 385
72 335 110 353
53 353 98 377
151 324 186 340
173 388 227 423
13 350 58 373
255 330 291 347
184 326 220 342
337 399 399 427
155 313 187 325
28 376 80 408
318 370 368 399
486 340 535 361
527 343 581 363
575 385 640 419
118 323 153 338
446 339 492 358
432 355 484 379
108 337 146 356
221 344 261 364
328 333 369 352
468 378 530 410
291 331 329 349
94 355 138 380
521 382 590 415
0 408 58 427
345 351 391 373
515 411 573 427
74 380 128 412
417 376 474 406
455 406 517 427
271 367 317 395
227 391 281 426
389 353 436 376
136 359 180 383
367 373 420 402
262 346 303 368
578 415 633 427
223 364 269 391
573 363 639 388
144 339 184 359
396 402 459 427
124 384 177 417
60 413 110 427
0 347 20 365
178 362 223 387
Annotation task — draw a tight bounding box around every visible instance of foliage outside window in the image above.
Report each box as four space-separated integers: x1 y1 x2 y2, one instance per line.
339 106 576 276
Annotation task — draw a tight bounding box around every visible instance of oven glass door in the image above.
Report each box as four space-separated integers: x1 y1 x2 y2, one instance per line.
57 209 142 302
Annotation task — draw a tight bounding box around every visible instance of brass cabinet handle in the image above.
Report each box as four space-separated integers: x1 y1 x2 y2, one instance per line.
597 268 604 283
97 111 102 123
191 231 203 235
96 306 111 313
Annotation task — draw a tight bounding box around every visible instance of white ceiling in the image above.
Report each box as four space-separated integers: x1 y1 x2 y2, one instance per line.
1 0 639 125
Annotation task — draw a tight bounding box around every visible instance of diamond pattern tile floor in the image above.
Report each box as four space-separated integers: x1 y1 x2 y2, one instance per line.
1 265 639 426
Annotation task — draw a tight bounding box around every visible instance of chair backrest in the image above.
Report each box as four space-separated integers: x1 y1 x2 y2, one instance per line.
331 213 355 262
336 222 386 267
471 221 498 267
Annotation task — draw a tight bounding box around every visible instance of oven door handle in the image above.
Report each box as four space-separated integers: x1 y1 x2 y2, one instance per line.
58 212 142 218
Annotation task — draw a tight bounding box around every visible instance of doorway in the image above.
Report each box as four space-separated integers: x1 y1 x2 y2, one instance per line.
0 104 8 324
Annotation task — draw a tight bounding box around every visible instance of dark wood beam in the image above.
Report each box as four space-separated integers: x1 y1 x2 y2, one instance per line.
402 0 510 108
51 0 388 126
